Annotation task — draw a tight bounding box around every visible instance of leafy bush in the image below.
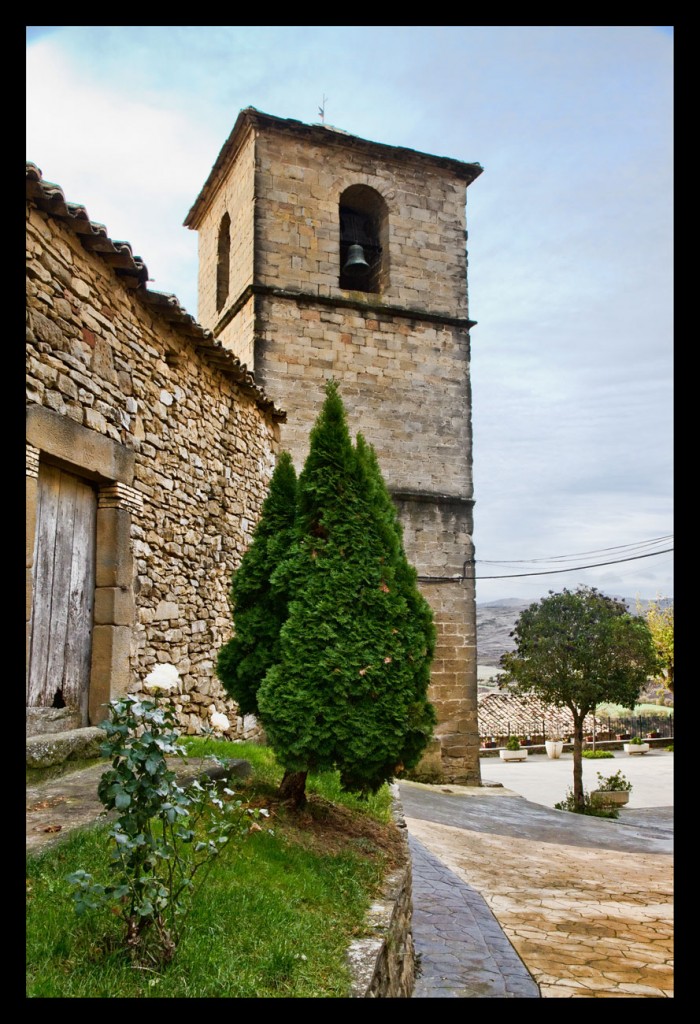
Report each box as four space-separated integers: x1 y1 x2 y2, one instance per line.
553 789 619 819
505 736 521 751
628 736 645 745
596 701 674 718
596 769 632 792
581 749 614 759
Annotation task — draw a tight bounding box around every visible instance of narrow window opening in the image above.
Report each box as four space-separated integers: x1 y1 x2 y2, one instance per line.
216 212 231 312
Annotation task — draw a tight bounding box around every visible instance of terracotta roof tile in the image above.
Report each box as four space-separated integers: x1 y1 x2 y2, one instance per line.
26 162 285 423
478 691 599 739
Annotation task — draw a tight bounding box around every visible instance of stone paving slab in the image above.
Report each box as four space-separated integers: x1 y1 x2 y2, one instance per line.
26 757 250 856
400 782 673 999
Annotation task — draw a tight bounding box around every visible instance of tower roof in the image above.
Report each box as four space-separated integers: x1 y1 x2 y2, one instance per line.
184 107 483 230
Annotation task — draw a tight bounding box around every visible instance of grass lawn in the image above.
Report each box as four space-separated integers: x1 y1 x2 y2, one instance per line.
26 740 404 998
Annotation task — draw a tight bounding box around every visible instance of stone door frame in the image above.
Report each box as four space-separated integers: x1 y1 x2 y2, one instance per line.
26 406 142 725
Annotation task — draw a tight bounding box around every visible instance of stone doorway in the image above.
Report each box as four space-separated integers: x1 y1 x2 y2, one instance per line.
26 461 96 727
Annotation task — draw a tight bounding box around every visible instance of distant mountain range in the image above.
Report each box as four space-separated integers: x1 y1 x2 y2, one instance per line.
476 595 672 669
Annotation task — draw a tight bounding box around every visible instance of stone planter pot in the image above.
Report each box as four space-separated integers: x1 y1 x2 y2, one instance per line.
624 742 650 755
590 789 630 808
499 748 528 762
545 740 564 759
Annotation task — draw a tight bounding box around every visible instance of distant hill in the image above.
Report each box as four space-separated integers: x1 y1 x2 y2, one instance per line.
476 600 529 667
476 595 673 669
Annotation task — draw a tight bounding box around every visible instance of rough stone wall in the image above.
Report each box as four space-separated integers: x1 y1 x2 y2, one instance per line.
190 114 481 783
26 201 279 739
346 785 416 998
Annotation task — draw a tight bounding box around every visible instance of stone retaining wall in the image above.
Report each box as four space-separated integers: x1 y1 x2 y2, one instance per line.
346 785 415 998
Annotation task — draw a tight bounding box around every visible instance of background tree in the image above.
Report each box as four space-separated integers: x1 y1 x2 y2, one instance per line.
257 380 436 807
216 451 297 716
500 586 659 810
639 599 674 698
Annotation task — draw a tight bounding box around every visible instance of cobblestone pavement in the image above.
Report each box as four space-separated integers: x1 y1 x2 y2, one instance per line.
400 767 673 999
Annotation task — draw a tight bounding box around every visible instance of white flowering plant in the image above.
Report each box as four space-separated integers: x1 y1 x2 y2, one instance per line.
67 663 268 965
210 709 231 733
144 662 180 692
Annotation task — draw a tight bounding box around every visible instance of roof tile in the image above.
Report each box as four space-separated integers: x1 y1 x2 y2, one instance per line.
26 162 285 422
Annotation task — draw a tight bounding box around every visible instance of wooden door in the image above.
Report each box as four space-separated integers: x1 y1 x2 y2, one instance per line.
27 463 97 724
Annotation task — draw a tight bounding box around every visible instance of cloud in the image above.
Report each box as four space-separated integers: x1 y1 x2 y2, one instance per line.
26 27 673 604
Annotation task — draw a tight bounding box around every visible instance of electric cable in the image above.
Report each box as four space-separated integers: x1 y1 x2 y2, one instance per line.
417 543 673 584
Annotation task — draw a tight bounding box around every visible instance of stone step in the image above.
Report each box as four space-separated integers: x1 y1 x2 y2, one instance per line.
26 707 83 737
26 727 106 770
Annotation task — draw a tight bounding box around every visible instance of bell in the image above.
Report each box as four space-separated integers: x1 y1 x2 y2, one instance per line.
342 243 370 276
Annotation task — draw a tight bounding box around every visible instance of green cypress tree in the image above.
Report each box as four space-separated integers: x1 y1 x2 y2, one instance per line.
352 433 437 786
216 450 297 716
257 380 436 806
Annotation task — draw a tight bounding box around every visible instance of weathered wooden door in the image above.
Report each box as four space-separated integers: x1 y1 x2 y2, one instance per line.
27 463 97 724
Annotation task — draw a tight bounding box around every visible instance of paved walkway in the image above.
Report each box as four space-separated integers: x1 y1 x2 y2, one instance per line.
400 750 673 999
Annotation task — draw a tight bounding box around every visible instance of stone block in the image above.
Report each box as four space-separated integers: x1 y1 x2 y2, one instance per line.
93 586 135 625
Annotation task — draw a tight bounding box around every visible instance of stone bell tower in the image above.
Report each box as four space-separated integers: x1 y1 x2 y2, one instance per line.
185 108 483 784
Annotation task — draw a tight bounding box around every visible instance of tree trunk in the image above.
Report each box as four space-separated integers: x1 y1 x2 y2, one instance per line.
572 714 585 810
278 769 308 809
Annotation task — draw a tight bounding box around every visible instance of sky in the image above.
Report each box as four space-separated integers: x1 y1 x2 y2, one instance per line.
26 26 673 606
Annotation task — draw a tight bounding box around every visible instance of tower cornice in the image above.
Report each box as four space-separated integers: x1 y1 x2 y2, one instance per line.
214 282 477 337
185 106 483 231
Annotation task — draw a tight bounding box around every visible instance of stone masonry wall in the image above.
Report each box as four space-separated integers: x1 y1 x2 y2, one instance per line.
252 127 470 317
396 499 478 783
26 200 279 739
196 127 256 338
254 296 472 495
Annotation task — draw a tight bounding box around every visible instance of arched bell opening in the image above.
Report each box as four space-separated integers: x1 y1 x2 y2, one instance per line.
339 185 388 294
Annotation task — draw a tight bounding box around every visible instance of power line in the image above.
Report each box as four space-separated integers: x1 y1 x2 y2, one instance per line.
478 535 673 566
418 545 673 584
471 547 673 580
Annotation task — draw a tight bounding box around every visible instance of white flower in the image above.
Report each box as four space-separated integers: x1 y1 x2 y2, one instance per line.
211 711 231 733
144 662 180 691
